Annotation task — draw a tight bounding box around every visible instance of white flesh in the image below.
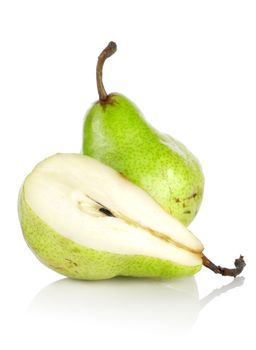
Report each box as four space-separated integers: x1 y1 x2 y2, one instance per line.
24 154 203 266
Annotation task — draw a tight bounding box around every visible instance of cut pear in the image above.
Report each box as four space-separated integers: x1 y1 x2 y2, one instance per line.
19 153 204 280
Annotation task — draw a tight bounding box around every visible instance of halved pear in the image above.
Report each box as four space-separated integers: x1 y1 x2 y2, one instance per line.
19 153 204 280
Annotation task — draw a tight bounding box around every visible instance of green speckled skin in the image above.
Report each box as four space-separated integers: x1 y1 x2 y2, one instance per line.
19 189 201 280
83 94 204 226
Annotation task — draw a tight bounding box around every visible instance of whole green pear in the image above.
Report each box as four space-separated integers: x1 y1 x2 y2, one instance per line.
83 42 204 226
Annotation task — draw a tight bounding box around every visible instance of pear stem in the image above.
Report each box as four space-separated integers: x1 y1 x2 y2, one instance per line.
202 254 246 277
96 41 117 102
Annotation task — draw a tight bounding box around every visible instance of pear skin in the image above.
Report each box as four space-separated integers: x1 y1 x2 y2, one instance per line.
83 42 204 226
83 93 204 226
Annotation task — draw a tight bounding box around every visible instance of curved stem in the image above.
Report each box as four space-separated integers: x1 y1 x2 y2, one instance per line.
96 41 117 101
202 254 246 277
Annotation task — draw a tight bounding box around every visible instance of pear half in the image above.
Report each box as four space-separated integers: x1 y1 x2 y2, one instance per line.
19 154 203 280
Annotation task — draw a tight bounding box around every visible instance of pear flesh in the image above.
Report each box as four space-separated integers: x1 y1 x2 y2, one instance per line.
19 154 203 280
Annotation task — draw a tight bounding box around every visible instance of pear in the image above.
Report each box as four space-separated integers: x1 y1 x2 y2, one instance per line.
83 42 204 226
19 154 245 280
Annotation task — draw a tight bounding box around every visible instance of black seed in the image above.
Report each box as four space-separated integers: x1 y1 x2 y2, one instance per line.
99 207 115 217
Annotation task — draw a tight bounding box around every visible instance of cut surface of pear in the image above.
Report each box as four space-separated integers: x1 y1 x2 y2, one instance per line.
19 154 203 280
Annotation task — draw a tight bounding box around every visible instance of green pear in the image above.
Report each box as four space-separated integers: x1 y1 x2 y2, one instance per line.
19 154 245 280
83 42 204 226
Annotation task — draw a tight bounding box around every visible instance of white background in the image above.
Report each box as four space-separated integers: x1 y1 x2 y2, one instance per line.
1 1 255 349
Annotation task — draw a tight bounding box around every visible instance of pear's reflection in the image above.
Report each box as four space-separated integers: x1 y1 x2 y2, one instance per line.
28 276 244 333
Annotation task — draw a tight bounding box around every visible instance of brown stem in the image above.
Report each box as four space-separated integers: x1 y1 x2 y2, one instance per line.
96 41 117 101
202 254 246 277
